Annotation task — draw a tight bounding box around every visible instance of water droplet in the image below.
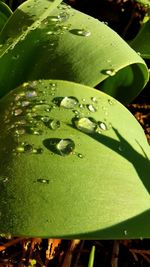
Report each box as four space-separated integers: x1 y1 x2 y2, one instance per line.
49 120 60 130
32 148 43 154
21 101 30 107
41 116 49 123
74 117 97 133
58 12 70 22
46 31 53 35
60 96 78 109
12 54 20 60
118 145 123 151
91 97 97 103
105 69 116 76
27 127 43 135
56 139 75 156
13 109 23 116
78 153 83 158
3 177 9 183
49 16 60 22
87 104 96 112
26 91 37 98
73 29 91 37
108 99 115 105
37 179 49 184
16 143 33 153
98 122 107 131
15 128 26 135
124 230 128 236
32 104 51 112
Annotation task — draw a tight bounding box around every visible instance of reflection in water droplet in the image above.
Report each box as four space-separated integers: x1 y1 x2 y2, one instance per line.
87 104 96 112
105 69 116 76
60 96 78 109
56 139 75 156
75 117 96 133
98 122 107 131
49 120 60 130
37 179 49 184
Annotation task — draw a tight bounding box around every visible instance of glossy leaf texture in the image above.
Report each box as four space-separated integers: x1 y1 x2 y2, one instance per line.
0 0 149 104
130 19 150 59
0 1 12 32
0 80 149 239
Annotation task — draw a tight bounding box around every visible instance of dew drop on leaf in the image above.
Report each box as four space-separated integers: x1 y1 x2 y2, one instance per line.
60 96 78 109
56 139 75 156
105 69 116 76
87 104 96 112
76 29 91 37
49 119 60 130
98 121 107 131
75 117 97 133
13 109 23 116
36 179 49 184
78 153 84 158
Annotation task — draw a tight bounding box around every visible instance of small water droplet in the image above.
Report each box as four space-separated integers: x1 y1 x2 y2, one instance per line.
49 120 60 130
60 96 78 109
118 145 123 151
98 121 107 131
12 54 20 60
78 153 83 158
27 127 43 135
46 31 53 35
56 139 75 156
73 29 91 37
75 117 97 133
58 12 70 22
32 148 43 154
13 109 23 116
16 143 33 153
37 178 49 184
91 97 97 103
3 177 9 183
124 230 128 236
26 91 37 98
105 69 116 76
15 128 26 135
108 99 115 105
87 104 96 112
21 101 30 107
41 116 49 123
49 16 60 22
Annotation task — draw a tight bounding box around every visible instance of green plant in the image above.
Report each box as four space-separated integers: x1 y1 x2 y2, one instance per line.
0 0 149 239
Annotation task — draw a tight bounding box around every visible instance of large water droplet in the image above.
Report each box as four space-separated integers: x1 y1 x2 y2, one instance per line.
74 117 97 133
60 96 78 109
105 69 116 76
56 139 75 156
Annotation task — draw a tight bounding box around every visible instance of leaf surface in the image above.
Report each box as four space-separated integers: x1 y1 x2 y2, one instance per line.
0 0 148 103
0 80 149 239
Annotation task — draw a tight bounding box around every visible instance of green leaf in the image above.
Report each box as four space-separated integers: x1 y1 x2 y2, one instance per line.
130 19 150 59
0 0 149 104
0 80 149 239
0 1 12 32
135 0 150 7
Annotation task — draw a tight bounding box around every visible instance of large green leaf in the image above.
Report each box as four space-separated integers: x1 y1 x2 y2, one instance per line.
130 19 150 59
0 1 12 32
0 80 149 239
0 0 149 104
